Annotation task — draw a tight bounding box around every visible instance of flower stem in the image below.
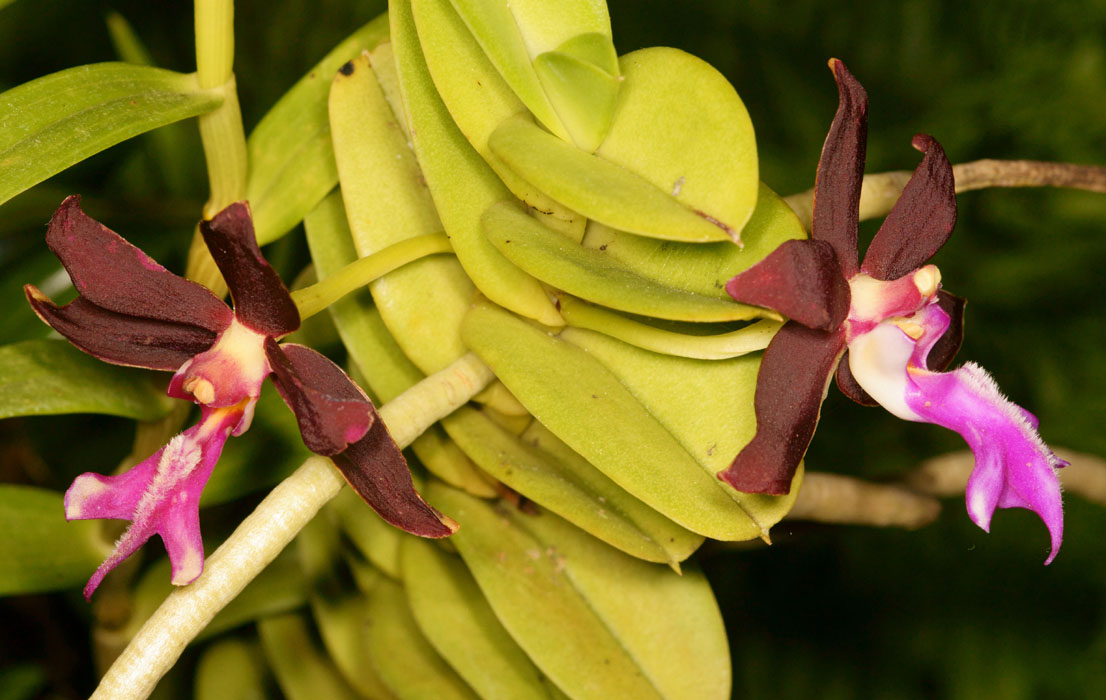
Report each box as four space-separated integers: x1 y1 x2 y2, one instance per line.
89 352 496 700
784 159 1106 232
785 472 940 529
291 234 453 320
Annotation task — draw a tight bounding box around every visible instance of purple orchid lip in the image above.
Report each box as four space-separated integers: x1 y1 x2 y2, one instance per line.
28 198 457 597
720 59 1064 562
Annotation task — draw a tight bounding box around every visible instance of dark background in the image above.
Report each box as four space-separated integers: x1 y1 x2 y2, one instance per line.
1 0 1104 697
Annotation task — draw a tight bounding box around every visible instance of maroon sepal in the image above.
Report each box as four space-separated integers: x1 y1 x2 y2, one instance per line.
811 59 867 276
861 135 957 280
834 350 878 406
264 340 375 455
332 420 458 538
45 196 233 333
717 323 847 494
201 203 300 338
927 290 966 371
26 286 218 371
726 239 850 331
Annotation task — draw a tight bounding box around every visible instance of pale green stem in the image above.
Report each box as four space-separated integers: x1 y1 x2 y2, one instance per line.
291 234 453 320
784 472 940 530
90 353 496 700
783 158 1106 232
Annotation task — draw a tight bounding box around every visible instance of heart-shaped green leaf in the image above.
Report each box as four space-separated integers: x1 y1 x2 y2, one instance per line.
391 0 563 327
583 182 807 297
482 201 769 322
401 537 556 699
246 14 390 245
461 300 785 540
0 63 221 207
0 339 174 420
442 406 703 564
0 485 110 596
428 483 731 700
366 576 480 699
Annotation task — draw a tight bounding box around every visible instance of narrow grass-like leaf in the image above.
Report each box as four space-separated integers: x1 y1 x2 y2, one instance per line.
391 0 563 326
0 63 221 206
0 485 109 596
442 407 703 564
461 300 780 540
0 339 174 420
428 483 731 700
558 295 782 360
401 538 556 699
366 577 480 699
482 201 768 322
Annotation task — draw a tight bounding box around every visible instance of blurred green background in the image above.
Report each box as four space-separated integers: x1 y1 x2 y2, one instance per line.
1 0 1104 697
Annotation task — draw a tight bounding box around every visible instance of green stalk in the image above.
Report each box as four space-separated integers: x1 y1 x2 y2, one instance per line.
89 353 496 700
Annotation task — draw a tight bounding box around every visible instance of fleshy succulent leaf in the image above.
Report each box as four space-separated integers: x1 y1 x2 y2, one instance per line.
45 195 233 332
718 322 846 494
24 288 218 371
811 59 867 275
861 134 957 280
725 239 850 331
263 340 375 456
200 202 300 338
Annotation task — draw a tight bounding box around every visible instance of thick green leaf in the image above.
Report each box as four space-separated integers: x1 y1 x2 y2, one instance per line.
533 45 620 152
594 47 759 239
401 538 555 699
194 639 267 700
303 192 498 497
461 300 783 540
366 577 480 699
490 115 735 243
559 326 802 535
0 63 221 206
410 0 586 239
428 483 731 700
442 407 703 564
330 487 403 579
329 52 477 373
246 14 391 245
391 0 564 326
0 339 174 420
482 201 769 322
558 294 782 360
259 613 362 700
0 485 109 596
582 182 807 298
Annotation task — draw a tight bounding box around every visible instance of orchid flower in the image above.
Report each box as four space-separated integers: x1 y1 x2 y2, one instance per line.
25 197 456 599
720 60 1065 563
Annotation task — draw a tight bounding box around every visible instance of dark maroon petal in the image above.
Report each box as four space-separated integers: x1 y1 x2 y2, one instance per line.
834 350 878 406
811 59 867 277
201 203 300 337
26 285 217 371
862 134 957 280
332 420 458 538
927 290 966 371
264 340 374 455
718 322 847 495
725 239 850 331
45 196 233 333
